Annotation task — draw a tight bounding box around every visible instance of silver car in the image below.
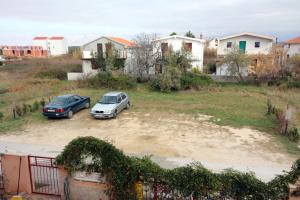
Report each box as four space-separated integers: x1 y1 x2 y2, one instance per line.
90 91 130 119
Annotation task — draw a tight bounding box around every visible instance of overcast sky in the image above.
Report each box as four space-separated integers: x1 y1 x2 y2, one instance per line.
1 0 299 46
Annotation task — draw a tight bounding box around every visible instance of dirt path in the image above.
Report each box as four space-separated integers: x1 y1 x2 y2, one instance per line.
0 109 297 181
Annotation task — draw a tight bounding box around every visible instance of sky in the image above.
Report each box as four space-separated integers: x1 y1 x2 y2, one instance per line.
1 0 300 46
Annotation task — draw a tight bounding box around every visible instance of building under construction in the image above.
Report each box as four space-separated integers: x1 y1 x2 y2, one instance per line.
0 45 48 58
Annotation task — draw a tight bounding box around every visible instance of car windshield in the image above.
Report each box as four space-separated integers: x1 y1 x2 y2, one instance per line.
99 95 117 104
51 97 67 105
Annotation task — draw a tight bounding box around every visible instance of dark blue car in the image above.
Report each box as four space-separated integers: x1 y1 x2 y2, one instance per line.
43 94 90 118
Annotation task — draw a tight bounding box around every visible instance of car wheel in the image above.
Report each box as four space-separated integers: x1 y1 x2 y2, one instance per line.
113 110 117 119
126 101 130 109
85 102 90 109
68 110 73 118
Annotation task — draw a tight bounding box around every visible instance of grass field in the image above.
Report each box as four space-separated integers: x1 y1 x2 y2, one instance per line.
1 58 300 155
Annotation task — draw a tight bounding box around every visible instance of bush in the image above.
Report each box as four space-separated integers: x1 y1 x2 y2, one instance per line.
81 71 137 90
31 101 40 112
36 69 67 80
114 75 137 89
288 127 300 142
287 77 300 88
0 112 3 120
150 66 181 92
22 104 28 115
181 72 213 90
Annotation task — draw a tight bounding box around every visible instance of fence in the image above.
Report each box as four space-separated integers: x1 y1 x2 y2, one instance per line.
28 156 61 196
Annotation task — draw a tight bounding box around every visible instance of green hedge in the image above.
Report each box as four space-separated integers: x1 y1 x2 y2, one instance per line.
181 72 213 90
56 137 300 200
36 69 67 80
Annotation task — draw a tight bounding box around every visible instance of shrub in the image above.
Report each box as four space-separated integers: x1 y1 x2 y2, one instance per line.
80 71 137 90
22 104 28 115
0 88 9 94
288 127 300 142
40 98 46 107
114 75 137 89
181 72 213 90
0 112 3 120
287 77 300 88
36 69 67 80
266 99 276 115
150 66 181 92
15 105 23 117
31 101 40 112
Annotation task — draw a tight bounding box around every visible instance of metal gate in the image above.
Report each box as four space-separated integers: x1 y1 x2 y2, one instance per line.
28 156 61 196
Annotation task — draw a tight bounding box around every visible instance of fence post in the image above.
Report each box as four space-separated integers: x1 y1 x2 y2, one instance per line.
12 108 16 119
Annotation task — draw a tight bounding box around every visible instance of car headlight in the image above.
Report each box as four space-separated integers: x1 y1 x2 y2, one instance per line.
105 110 112 114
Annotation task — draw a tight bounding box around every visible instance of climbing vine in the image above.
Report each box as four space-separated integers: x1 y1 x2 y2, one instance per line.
55 137 300 200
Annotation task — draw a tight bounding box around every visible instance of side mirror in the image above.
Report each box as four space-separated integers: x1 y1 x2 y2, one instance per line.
117 99 121 103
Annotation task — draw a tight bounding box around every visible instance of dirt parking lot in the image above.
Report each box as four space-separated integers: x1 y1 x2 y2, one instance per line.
0 109 298 181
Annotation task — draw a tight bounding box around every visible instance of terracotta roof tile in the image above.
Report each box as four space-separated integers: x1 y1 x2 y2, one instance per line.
33 37 48 40
109 37 135 47
49 36 64 40
286 36 300 44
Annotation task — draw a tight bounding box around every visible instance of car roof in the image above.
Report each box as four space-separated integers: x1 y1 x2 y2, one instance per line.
57 94 75 98
104 91 123 96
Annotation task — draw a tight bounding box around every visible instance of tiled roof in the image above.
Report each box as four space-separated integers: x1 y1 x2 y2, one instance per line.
109 37 135 47
49 36 64 40
33 37 48 40
285 36 300 44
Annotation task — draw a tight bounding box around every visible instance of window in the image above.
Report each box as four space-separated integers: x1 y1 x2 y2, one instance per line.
184 43 192 51
227 42 232 48
12 50 15 55
122 94 126 100
27 50 31 54
255 42 260 48
161 43 168 54
117 95 122 103
287 54 290 59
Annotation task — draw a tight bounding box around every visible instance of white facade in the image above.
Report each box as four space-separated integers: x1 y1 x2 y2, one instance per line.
284 44 300 57
217 32 275 56
153 35 205 71
216 32 275 76
68 36 135 80
208 39 218 49
33 37 68 56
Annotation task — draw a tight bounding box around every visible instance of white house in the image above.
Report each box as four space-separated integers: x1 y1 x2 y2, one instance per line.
67 36 136 80
33 36 68 56
284 36 300 58
152 35 205 72
216 32 276 76
208 38 219 49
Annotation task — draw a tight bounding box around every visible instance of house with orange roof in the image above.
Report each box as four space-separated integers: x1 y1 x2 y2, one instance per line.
284 36 300 58
68 36 136 80
33 36 68 56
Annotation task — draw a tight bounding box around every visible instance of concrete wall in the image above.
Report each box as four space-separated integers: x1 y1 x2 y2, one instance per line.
67 60 98 80
1 154 32 195
216 64 248 76
153 37 205 71
48 39 68 56
58 167 109 200
217 35 273 56
285 44 300 57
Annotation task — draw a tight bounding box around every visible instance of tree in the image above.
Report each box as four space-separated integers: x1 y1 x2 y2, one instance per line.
289 55 300 76
222 45 250 81
185 30 195 38
130 33 160 80
170 32 177 36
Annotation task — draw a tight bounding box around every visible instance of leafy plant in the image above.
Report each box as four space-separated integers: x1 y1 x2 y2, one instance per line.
56 137 300 200
288 127 300 142
36 69 67 80
0 112 3 120
181 72 213 90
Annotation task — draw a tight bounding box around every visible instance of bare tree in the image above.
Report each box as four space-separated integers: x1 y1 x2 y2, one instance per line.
130 33 161 80
222 45 250 81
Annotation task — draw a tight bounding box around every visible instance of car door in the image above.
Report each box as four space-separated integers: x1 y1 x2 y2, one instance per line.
74 95 84 110
116 95 123 113
121 93 127 109
68 96 79 112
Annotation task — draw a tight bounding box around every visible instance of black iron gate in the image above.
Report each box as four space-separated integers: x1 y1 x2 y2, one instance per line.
28 156 61 196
